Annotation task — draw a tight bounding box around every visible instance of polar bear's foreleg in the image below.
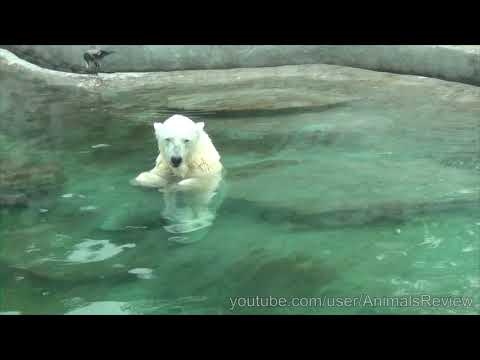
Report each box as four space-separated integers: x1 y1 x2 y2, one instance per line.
132 170 168 188
177 175 221 191
132 154 169 188
162 189 178 220
177 178 203 190
133 172 168 188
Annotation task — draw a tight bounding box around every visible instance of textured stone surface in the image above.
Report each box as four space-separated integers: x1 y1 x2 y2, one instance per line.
0 134 65 198
227 155 479 226
1 47 479 221
0 193 28 208
2 45 480 86
3 47 480 114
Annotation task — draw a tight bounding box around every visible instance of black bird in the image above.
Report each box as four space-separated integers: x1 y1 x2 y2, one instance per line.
83 49 115 71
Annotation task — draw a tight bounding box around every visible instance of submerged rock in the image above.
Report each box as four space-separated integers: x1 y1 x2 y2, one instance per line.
0 193 28 208
227 155 480 228
0 133 66 198
0 161 65 196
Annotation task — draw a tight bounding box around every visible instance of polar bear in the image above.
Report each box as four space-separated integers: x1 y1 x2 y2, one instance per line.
132 114 224 236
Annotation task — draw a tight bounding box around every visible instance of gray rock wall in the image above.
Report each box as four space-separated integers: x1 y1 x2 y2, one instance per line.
2 45 480 86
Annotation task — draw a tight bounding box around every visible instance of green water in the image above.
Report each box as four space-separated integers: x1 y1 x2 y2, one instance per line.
0 76 479 315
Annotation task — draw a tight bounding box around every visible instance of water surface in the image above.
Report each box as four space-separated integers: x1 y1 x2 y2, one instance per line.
0 74 478 315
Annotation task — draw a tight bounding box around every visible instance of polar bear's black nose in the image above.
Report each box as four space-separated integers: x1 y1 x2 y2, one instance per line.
171 156 182 167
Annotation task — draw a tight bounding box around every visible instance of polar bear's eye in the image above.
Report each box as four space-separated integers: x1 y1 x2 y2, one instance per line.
184 139 190 143
165 138 172 142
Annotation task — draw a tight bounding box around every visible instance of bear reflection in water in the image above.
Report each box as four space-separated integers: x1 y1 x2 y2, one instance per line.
132 114 225 242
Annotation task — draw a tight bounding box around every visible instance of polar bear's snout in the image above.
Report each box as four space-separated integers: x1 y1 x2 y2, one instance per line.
171 156 182 167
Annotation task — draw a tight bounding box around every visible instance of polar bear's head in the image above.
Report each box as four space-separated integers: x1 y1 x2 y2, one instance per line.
153 114 205 169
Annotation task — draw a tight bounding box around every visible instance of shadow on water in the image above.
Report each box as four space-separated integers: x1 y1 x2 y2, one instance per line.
170 101 355 120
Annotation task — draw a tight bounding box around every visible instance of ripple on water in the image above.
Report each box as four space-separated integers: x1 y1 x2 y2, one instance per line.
467 277 480 288
418 226 443 248
66 301 132 315
79 205 98 212
376 254 386 261
124 226 148 230
128 268 154 279
91 144 111 149
61 193 86 199
66 239 136 263
461 245 476 253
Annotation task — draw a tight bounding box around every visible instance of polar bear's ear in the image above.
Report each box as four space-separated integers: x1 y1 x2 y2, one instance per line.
153 122 163 135
196 122 205 131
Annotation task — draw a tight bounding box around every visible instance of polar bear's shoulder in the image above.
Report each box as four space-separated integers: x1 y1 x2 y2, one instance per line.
188 131 222 176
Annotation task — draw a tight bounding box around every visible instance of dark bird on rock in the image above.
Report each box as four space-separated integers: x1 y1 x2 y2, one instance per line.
83 49 115 71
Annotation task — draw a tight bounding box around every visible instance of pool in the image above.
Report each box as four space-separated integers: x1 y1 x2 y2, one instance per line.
0 60 479 315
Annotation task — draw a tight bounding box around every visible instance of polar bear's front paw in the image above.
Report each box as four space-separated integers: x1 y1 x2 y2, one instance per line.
133 172 167 188
177 178 201 190
159 183 181 192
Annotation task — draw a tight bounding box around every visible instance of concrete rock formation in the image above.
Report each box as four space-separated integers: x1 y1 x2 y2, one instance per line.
1 45 480 86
